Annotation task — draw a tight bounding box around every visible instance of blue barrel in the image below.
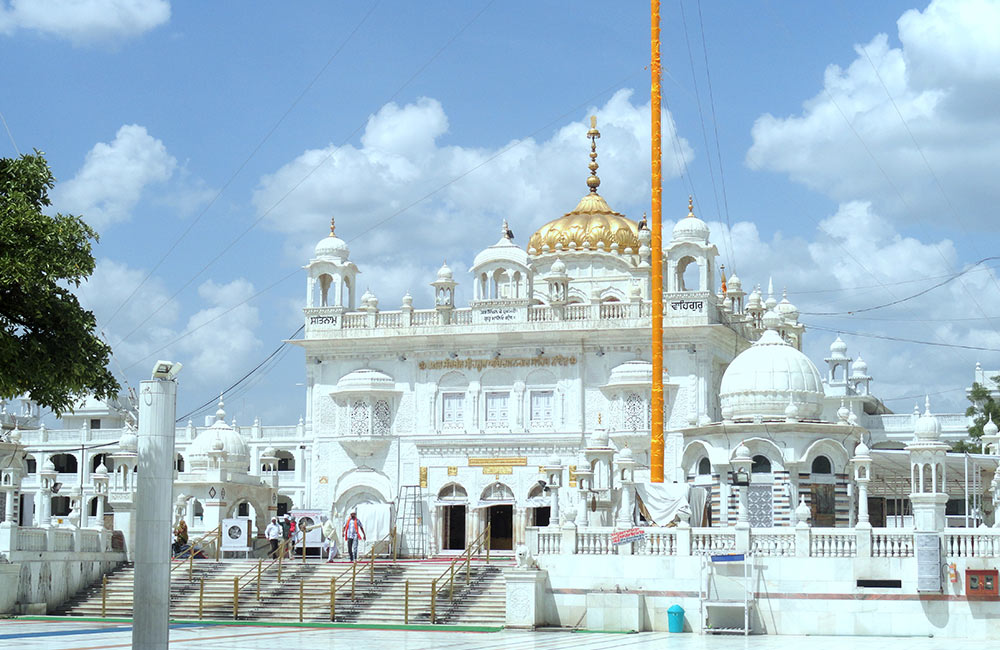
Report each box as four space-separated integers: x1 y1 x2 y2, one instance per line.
667 604 685 633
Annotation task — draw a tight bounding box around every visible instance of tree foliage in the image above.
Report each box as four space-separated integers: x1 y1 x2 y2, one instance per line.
956 377 1000 453
0 151 119 415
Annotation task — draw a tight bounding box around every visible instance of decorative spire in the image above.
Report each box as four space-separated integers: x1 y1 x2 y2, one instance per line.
924 394 932 415
687 195 695 218
215 394 225 422
586 115 601 193
329 217 336 237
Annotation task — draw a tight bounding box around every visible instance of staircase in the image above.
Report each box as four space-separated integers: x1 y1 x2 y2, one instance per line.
55 555 511 627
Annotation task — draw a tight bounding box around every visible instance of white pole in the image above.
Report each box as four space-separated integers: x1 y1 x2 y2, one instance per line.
132 377 178 650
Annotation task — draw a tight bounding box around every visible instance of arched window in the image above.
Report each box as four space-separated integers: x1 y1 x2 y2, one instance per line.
751 455 771 474
25 455 36 474
50 453 78 474
481 482 514 502
697 457 712 475
174 454 184 473
318 273 333 306
438 484 467 501
811 456 832 474
237 501 250 517
677 256 700 291
275 450 295 472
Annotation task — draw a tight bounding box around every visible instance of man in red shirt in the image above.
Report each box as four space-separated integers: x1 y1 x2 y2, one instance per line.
342 512 366 562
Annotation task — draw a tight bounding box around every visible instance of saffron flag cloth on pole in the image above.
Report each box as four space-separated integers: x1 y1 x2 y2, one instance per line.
612 528 647 545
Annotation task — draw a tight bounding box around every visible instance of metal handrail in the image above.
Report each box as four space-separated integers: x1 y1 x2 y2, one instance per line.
430 522 490 623
234 537 293 593
170 524 221 576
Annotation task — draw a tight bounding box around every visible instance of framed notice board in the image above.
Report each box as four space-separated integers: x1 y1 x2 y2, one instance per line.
915 532 942 592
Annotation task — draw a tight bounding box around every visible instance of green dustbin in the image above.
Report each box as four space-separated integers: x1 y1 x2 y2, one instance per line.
667 604 685 633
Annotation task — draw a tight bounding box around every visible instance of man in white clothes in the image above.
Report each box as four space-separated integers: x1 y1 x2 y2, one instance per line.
264 517 282 559
307 515 339 562
342 511 366 562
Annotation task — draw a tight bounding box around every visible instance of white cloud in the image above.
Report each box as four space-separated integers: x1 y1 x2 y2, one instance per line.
52 124 176 229
254 89 692 301
746 0 1000 227
0 0 169 44
75 259 261 396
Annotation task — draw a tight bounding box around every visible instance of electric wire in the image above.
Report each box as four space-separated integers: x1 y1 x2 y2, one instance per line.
695 0 737 275
799 256 1000 316
101 1 383 330
803 323 1000 353
0 110 19 155
111 1 496 348
174 325 303 423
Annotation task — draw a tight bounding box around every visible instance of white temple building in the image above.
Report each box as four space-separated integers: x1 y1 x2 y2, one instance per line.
4 121 999 636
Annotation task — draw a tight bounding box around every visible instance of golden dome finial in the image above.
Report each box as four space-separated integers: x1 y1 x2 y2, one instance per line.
687 195 695 218
329 217 336 236
586 115 601 193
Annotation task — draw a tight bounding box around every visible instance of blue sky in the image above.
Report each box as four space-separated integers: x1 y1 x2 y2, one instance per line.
3 0 999 425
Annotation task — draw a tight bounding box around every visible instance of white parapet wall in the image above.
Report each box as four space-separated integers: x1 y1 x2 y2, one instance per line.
523 524 1000 638
0 525 126 614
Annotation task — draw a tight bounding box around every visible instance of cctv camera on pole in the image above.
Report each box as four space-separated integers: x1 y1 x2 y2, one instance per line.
132 361 181 650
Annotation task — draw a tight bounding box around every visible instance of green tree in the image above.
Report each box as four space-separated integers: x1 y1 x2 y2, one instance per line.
0 151 119 415
956 377 1000 453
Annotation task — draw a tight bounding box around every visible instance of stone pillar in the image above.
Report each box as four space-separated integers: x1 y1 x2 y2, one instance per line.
549 485 560 525
1 489 12 525
794 496 811 557
132 376 179 650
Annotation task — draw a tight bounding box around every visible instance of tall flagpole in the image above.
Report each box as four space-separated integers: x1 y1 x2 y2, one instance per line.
650 0 665 483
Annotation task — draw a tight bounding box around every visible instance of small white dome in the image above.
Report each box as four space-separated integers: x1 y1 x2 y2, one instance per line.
95 462 108 475
776 289 799 322
984 415 998 436
855 439 870 458
851 355 869 377
333 368 396 394
43 458 56 473
618 446 634 461
829 336 849 359
914 397 941 440
436 262 453 281
472 235 530 271
747 287 762 309
734 444 751 460
550 258 567 276
720 314 825 420
728 274 742 290
212 436 225 451
314 234 350 261
119 427 138 453
784 399 799 421
671 215 710 243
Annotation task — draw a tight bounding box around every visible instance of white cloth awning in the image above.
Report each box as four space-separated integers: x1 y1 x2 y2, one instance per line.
474 499 515 508
432 499 468 508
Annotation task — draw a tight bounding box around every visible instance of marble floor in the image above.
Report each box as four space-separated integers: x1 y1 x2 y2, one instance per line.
0 620 986 650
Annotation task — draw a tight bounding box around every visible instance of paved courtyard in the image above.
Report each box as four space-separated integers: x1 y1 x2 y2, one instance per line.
0 619 990 650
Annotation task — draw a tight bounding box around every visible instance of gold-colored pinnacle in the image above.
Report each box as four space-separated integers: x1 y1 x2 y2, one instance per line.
586 115 601 193
687 195 695 218
329 217 336 236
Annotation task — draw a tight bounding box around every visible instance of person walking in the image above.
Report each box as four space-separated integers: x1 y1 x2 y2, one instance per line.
265 517 282 558
280 514 292 557
307 515 339 562
342 511 366 562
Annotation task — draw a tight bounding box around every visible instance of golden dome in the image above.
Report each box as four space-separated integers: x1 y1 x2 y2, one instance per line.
527 116 640 255
527 193 640 254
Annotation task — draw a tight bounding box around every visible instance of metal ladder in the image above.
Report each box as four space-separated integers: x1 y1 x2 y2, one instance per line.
397 485 426 558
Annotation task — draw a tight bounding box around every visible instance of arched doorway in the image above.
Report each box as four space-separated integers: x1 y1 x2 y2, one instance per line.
526 483 550 526
481 483 514 551
437 484 467 551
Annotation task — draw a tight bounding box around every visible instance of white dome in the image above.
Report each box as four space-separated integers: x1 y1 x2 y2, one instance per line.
119 427 138 453
436 262 453 281
719 326 825 421
984 415 998 436
549 257 567 276
617 446 634 462
472 235 530 271
671 215 710 243
746 288 761 309
776 289 798 321
851 356 869 377
829 336 848 359
607 360 652 386
188 419 251 471
314 234 350 261
728 274 742 291
914 397 941 440
333 368 396 394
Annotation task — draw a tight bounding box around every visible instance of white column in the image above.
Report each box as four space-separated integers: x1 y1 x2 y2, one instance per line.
857 479 869 526
549 486 560 525
132 377 179 650
2 490 12 524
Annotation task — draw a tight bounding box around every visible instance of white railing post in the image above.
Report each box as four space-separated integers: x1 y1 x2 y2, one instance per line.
560 521 577 555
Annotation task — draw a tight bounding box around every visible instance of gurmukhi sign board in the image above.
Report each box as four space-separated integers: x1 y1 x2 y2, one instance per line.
419 355 576 371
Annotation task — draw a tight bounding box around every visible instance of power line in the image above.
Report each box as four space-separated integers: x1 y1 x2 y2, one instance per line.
175 325 303 423
800 257 1000 316
0 110 19 155
804 323 1000 353
102 1 383 331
